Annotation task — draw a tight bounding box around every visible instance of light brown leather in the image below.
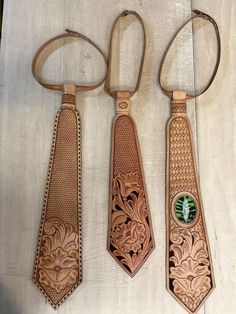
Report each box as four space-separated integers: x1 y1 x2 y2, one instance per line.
159 10 221 314
106 11 155 277
32 29 107 91
105 10 146 99
159 10 221 100
32 32 107 309
33 84 82 309
166 94 215 313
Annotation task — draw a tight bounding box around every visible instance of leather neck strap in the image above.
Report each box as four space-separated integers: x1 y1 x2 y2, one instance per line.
32 29 107 92
159 10 221 100
105 10 146 99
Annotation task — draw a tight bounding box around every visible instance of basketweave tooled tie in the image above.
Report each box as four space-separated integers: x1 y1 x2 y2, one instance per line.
105 10 155 277
32 30 106 309
159 10 221 314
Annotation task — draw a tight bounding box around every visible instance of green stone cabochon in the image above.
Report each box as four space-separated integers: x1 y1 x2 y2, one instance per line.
175 195 197 223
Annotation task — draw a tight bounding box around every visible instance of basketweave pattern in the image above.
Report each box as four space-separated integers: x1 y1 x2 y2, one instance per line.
62 94 76 104
171 102 186 114
169 117 197 199
33 107 82 309
113 115 142 183
108 114 154 277
167 115 214 313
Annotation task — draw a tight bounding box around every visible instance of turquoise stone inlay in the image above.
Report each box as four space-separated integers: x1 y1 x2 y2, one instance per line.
175 195 197 223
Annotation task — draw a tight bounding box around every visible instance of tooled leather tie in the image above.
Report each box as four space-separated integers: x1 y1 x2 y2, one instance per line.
159 10 221 314
32 30 106 309
105 10 155 277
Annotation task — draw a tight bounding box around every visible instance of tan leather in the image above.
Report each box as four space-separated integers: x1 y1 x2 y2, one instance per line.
166 92 215 313
159 10 221 99
115 90 130 115
105 10 146 99
32 29 107 91
106 11 155 277
32 32 107 309
33 84 82 309
159 10 221 313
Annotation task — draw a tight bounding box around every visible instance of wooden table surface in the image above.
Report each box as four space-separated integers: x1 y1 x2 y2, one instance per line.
0 0 235 313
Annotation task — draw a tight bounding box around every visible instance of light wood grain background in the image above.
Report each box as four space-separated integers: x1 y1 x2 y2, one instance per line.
0 1 235 313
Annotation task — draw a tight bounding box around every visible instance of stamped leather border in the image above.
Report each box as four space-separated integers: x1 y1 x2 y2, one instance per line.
32 107 82 309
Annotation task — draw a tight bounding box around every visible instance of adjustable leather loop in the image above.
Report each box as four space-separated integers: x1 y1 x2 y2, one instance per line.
105 10 146 99
159 10 221 100
32 29 107 91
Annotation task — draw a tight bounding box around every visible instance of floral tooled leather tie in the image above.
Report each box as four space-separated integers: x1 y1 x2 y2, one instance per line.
105 10 155 277
159 10 221 314
32 30 106 309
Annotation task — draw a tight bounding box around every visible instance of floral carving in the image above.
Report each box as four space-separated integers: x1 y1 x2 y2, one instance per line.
167 116 214 312
38 218 79 292
111 221 146 253
169 227 212 312
109 172 153 275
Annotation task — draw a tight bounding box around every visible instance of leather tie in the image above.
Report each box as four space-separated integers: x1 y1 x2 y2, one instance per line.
32 30 106 309
159 10 221 313
105 10 155 277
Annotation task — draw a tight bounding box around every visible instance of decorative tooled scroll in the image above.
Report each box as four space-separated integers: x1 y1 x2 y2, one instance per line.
108 97 154 277
110 172 152 274
38 218 79 293
159 11 220 312
169 228 211 312
166 98 214 313
32 29 107 309
33 85 82 309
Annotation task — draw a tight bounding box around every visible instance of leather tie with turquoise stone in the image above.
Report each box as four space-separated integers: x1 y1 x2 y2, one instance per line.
159 10 221 314
32 30 106 309
105 10 155 277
